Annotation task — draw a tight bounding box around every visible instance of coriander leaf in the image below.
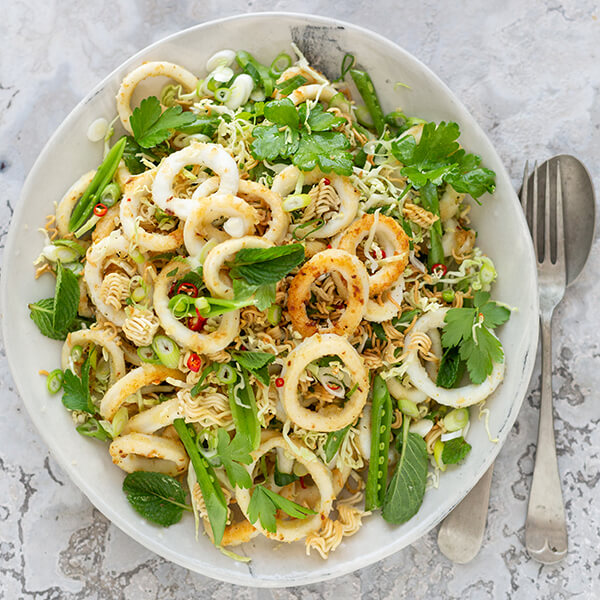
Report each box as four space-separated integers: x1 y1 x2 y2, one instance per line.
264 98 299 129
446 150 496 198
250 124 299 161
53 262 79 333
294 131 353 176
122 135 153 174
130 96 196 149
228 244 305 286
371 322 387 341
436 346 464 389
177 114 220 137
216 429 252 489
122 471 188 527
274 462 299 486
479 301 511 329
61 357 95 414
473 290 491 307
458 326 504 385
382 431 428 524
247 485 316 533
298 102 345 132
76 417 111 441
441 437 472 464
29 298 67 340
441 307 476 348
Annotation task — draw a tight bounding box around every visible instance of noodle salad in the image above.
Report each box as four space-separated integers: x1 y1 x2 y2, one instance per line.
29 46 510 560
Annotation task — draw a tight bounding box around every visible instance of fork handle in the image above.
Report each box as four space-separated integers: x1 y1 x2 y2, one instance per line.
525 313 568 564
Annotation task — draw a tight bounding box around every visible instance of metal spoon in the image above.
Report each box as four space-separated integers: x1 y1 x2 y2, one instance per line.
437 155 595 564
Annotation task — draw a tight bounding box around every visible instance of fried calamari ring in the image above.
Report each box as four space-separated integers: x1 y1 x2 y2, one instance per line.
237 180 288 243
338 214 410 296
203 236 273 299
404 308 505 407
121 170 184 252
152 143 239 219
271 166 359 238
84 232 145 327
281 333 369 432
122 397 184 435
183 194 258 257
116 61 198 133
55 170 95 237
109 432 188 476
363 278 405 322
288 249 368 337
100 364 184 420
236 434 335 542
153 259 240 354
92 205 121 243
287 83 338 106
61 328 126 385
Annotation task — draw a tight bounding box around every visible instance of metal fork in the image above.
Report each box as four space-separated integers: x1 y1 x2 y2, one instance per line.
520 161 568 564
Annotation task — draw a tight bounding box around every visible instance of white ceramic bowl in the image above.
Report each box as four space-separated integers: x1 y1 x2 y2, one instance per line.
2 12 538 588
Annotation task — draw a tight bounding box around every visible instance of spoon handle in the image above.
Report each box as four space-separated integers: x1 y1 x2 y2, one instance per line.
525 314 568 563
437 464 494 563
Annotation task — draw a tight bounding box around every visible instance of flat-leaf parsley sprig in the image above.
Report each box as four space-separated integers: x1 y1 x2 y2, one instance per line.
441 291 511 384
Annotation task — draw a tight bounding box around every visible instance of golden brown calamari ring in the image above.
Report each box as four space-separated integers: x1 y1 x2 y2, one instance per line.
363 278 405 322
280 333 369 432
152 143 239 220
153 259 240 354
116 61 198 134
338 214 410 296
91 205 121 243
109 432 188 476
55 170 95 237
122 397 184 435
183 193 258 257
271 166 359 238
120 170 184 252
236 434 335 542
288 249 369 337
100 364 184 420
61 328 126 385
203 236 273 299
405 308 505 408
84 232 144 327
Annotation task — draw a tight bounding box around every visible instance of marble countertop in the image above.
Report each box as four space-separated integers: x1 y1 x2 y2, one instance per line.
1 1 599 598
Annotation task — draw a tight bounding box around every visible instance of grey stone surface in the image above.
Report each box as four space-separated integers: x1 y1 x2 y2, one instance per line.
1 1 599 598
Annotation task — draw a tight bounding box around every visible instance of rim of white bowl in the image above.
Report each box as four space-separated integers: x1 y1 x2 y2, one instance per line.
1 11 539 588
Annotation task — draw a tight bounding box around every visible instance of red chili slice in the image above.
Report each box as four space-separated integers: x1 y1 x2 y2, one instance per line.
299 476 307 489
432 263 448 276
369 248 387 259
322 178 330 185
93 203 108 217
187 309 207 332
327 383 341 391
275 377 284 388
186 352 202 372
177 282 199 297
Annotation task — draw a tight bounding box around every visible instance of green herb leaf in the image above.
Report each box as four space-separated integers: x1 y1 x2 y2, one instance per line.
275 74 308 96
274 462 299 486
216 429 253 489
436 346 464 389
130 96 196 149
61 356 95 414
76 417 111 441
382 427 428 524
251 124 300 161
52 262 80 333
122 135 154 174
228 244 305 286
294 131 353 175
323 425 350 463
29 298 67 340
441 437 472 464
122 471 188 527
298 103 345 132
247 485 316 533
231 351 275 386
228 369 261 451
264 98 300 129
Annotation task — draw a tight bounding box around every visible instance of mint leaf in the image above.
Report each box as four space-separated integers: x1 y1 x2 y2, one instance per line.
130 96 196 149
253 283 276 311
122 471 188 527
441 437 472 464
436 346 464 389
228 244 305 286
62 357 95 414
53 262 79 332
29 298 66 340
231 351 275 386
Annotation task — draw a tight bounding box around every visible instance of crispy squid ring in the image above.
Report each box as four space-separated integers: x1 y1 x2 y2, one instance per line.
55 170 95 237
203 236 274 299
122 397 184 435
153 259 240 354
109 432 188 476
338 214 410 296
183 194 258 257
287 84 338 106
363 278 405 322
100 364 185 420
271 166 359 238
236 434 335 542
281 333 369 431
152 143 239 219
92 205 121 243
121 170 184 252
288 249 369 337
84 232 144 327
405 308 505 407
61 328 126 385
116 61 198 134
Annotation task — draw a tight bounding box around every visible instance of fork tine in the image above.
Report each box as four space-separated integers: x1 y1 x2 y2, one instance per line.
555 160 565 268
520 160 529 229
544 161 552 262
532 161 539 258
